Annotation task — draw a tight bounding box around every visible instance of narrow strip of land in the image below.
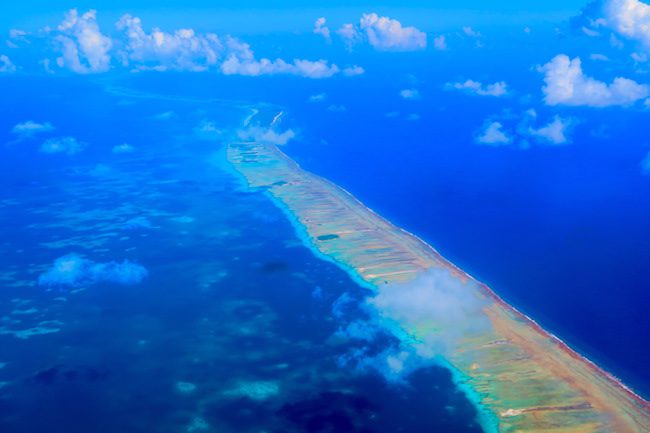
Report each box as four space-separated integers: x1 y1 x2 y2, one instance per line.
227 141 650 433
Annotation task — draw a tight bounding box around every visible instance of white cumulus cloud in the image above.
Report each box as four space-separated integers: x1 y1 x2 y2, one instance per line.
399 88 420 99
238 126 296 146
590 53 610 61
40 136 86 155
221 37 341 78
337 13 426 51
368 269 489 358
54 9 112 73
446 79 509 97
38 253 148 288
337 269 491 380
8 29 29 49
336 23 362 49
477 110 575 147
359 13 427 51
603 0 650 47
540 54 649 107
433 35 447 50
112 143 135 154
36 10 356 79
462 26 481 37
9 29 28 40
12 121 54 138
0 54 16 72
194 120 223 140
343 65 365 76
115 14 222 71
476 121 512 145
527 114 574 145
313 17 331 41
309 93 327 102
222 56 339 78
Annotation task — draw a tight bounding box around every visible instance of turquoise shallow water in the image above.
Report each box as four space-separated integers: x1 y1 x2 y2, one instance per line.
0 77 488 432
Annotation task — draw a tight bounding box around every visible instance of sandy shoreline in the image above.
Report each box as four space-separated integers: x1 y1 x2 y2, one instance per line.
282 147 647 406
227 141 650 433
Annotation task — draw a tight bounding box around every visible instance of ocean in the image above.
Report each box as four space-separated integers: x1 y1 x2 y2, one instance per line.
0 59 648 432
1 75 487 432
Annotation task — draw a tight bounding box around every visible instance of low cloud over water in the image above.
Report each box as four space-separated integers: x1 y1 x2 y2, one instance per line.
38 253 148 288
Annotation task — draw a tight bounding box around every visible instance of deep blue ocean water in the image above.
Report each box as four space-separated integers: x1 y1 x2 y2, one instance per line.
0 32 648 431
286 100 650 394
272 30 650 396
0 75 488 432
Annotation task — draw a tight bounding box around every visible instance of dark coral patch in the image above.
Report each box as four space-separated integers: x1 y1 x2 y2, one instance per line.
317 234 339 241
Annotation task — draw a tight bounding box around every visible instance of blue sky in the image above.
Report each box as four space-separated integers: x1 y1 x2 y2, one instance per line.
2 0 588 34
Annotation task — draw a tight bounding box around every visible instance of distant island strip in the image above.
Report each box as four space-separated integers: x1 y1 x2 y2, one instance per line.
226 141 650 433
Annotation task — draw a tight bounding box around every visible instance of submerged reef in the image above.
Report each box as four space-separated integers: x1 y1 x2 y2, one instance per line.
223 381 280 401
227 141 650 433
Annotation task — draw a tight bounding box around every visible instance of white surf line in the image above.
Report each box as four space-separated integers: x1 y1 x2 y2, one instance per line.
271 111 284 126
243 108 260 127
